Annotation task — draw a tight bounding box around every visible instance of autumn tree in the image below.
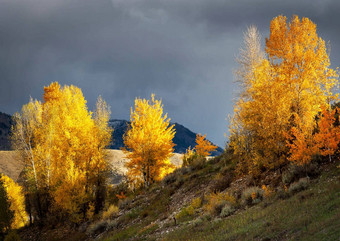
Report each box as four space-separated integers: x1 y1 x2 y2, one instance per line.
11 82 112 222
0 175 27 229
195 134 217 157
123 94 175 188
0 174 13 234
229 16 338 174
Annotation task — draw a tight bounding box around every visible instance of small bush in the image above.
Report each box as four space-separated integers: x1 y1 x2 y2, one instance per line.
220 204 236 218
211 173 233 192
175 208 191 221
191 217 204 227
4 231 21 241
182 147 198 167
275 186 289 200
107 181 130 204
180 166 191 175
191 197 202 209
175 197 202 221
87 220 108 236
261 185 274 199
282 163 319 185
288 177 309 195
118 198 131 210
106 220 118 230
102 205 119 220
204 192 236 216
241 187 264 205
174 177 184 189
163 173 177 185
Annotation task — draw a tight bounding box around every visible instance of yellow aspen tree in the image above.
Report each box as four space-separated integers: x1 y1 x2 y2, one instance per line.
229 15 338 174
229 25 266 173
11 82 112 222
11 98 42 189
0 175 27 229
194 134 217 157
123 94 175 187
0 174 13 233
266 15 338 131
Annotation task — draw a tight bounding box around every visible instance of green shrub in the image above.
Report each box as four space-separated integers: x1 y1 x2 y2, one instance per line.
175 197 202 221
175 208 191 221
288 177 309 195
220 204 236 218
102 205 119 220
191 197 202 209
191 217 204 227
241 187 264 205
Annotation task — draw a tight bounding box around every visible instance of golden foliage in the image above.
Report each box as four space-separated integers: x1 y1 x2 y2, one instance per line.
194 134 217 157
11 82 112 221
204 192 236 215
229 15 338 174
102 205 119 220
123 94 175 187
288 105 340 165
182 146 196 167
0 175 27 229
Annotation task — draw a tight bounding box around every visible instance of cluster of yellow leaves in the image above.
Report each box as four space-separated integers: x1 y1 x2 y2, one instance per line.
288 106 340 165
123 94 175 187
12 82 112 221
0 175 27 229
195 134 217 157
229 15 339 174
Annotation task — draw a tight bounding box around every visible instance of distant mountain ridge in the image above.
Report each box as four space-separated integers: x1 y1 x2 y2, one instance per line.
0 112 12 150
0 112 223 156
109 119 223 156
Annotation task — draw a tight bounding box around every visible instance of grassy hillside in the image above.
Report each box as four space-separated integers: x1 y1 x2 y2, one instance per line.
5 151 339 240
96 154 340 241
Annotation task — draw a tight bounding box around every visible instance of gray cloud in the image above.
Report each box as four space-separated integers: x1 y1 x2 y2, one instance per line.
1 0 340 146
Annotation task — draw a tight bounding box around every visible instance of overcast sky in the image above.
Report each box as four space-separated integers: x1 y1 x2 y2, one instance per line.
1 0 340 147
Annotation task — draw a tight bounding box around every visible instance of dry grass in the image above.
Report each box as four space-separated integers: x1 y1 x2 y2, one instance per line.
0 150 183 183
106 149 183 176
0 151 23 181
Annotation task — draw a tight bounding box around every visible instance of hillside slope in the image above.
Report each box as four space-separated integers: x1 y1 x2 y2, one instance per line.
14 153 340 241
96 155 340 241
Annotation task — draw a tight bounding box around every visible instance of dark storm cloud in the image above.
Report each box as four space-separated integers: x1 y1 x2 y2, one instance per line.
1 0 340 146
